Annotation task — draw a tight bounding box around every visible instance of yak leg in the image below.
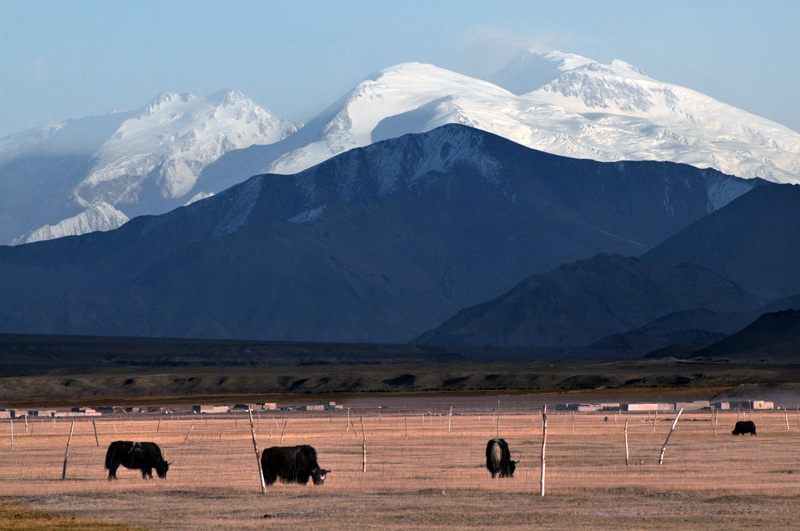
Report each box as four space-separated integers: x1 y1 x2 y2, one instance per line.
141 468 153 479
107 464 118 480
263 469 277 486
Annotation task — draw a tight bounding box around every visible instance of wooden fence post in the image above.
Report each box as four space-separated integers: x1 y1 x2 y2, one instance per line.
10 420 13 449
183 423 194 444
540 405 548 497
280 420 287 443
710 409 717 438
249 408 266 494
92 420 99 447
624 419 629 466
360 417 366 473
658 408 683 465
785 408 790 430
61 421 75 480
496 401 500 437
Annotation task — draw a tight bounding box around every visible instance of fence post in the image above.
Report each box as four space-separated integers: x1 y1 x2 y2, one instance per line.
360 417 366 473
624 419 629 466
61 421 75 480
540 405 547 497
496 400 500 437
92 420 99 447
248 408 266 494
658 408 683 465
710 409 717 439
183 423 194 444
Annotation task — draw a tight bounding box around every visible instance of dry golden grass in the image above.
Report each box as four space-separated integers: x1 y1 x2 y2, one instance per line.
1 394 800 529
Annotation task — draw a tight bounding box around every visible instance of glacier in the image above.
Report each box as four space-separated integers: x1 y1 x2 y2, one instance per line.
201 51 800 189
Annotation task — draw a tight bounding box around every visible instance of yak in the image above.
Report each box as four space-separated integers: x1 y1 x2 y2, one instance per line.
261 445 329 486
732 420 757 436
105 441 170 479
485 437 518 478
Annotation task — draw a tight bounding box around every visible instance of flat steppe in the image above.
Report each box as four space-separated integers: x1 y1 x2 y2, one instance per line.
1 390 800 529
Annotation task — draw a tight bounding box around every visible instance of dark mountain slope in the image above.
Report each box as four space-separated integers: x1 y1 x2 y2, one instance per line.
0 125 762 343
642 184 800 300
413 254 760 348
689 309 800 361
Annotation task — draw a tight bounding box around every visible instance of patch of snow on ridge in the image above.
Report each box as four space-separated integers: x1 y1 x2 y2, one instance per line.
12 202 129 244
289 205 325 223
184 191 214 206
703 171 761 212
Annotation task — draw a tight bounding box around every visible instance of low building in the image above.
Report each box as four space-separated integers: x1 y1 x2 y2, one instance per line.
27 410 56 417
726 400 775 410
299 404 326 411
556 403 603 412
624 403 675 412
192 405 229 414
674 401 711 410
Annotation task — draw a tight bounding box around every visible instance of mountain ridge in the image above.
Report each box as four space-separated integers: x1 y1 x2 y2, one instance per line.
0 125 766 344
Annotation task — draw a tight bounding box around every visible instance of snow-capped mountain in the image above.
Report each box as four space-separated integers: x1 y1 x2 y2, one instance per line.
200 51 800 190
5 51 799 245
0 90 298 244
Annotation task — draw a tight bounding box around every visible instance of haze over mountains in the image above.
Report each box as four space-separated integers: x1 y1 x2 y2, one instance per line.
2 51 800 245
0 90 298 245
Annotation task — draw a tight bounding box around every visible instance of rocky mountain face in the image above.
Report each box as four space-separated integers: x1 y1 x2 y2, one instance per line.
0 125 760 343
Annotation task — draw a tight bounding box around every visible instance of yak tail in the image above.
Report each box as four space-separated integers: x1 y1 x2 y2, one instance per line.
104 443 116 470
490 442 502 470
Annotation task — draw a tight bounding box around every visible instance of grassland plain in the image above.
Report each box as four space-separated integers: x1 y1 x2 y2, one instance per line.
1 394 800 529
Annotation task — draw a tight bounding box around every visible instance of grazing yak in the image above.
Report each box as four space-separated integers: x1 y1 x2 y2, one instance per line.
732 420 757 436
485 437 518 478
261 445 329 486
105 441 170 479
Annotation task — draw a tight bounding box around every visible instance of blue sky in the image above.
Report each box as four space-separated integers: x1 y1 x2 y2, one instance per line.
1 0 799 138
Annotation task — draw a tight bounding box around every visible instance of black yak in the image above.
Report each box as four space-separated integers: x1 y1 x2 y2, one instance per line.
105 441 170 479
485 437 517 478
261 445 329 486
732 420 757 436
